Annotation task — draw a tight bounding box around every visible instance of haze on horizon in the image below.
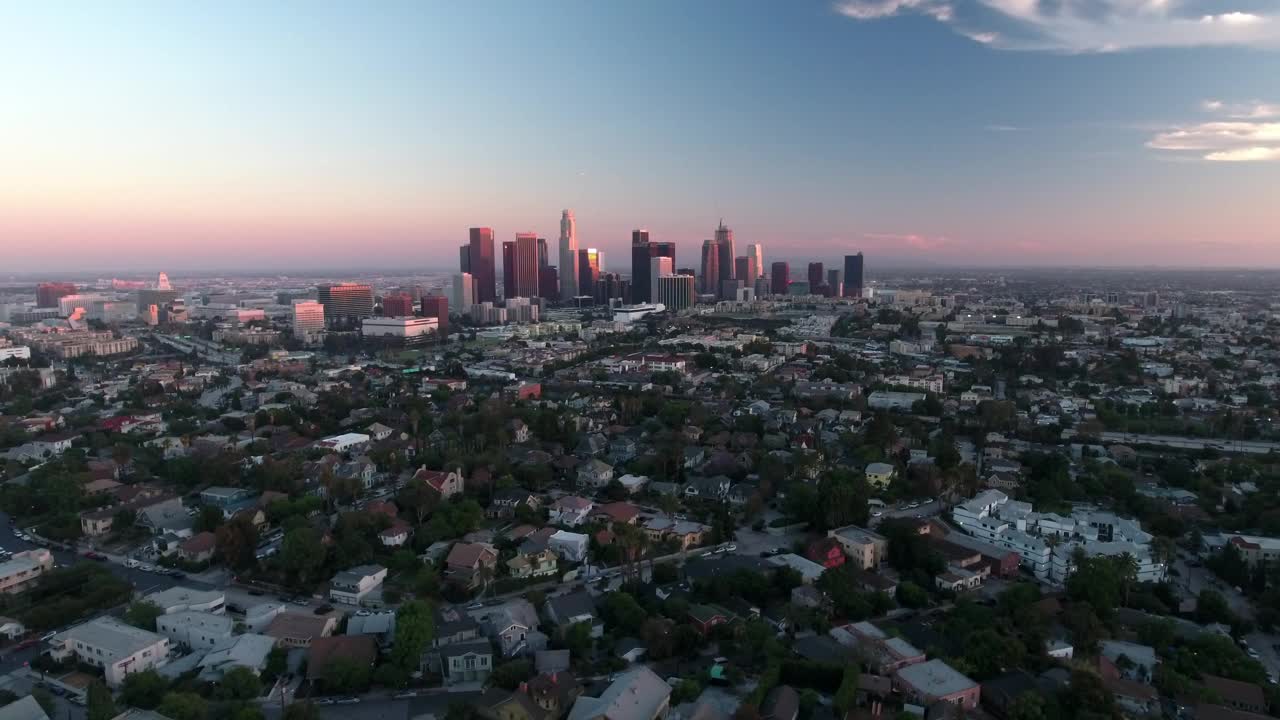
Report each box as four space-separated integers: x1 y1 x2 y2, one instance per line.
3 0 1279 274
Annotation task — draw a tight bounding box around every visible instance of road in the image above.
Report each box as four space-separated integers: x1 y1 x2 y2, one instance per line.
1170 552 1280 681
1099 431 1280 455
199 376 243 409
261 691 483 720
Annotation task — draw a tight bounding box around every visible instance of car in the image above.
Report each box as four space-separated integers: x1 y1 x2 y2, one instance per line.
40 631 57 642
69 695 86 706
720 543 737 552
1248 649 1261 659
924 497 935 504
872 511 883 518
312 699 335 706
906 502 919 509
393 692 417 699
19 534 31 542
468 602 485 609
336 697 361 705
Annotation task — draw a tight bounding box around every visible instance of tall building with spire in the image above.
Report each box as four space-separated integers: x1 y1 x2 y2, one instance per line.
558 210 578 301
715 220 734 288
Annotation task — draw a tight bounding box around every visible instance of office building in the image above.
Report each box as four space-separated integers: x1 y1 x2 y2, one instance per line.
747 244 764 278
630 229 652 303
808 262 824 290
511 233 540 299
291 300 325 338
505 297 540 323
655 275 694 313
579 248 601 295
537 237 549 269
770 262 790 295
458 245 471 274
36 282 77 309
316 283 374 327
502 241 517 300
452 273 475 310
699 239 721 295
361 317 440 345
650 256 673 306
420 295 449 337
754 276 772 298
734 256 758 284
715 220 734 288
49 617 170 688
843 253 864 298
787 281 811 295
827 268 843 297
592 273 630 305
538 266 559 302
467 227 497 303
559 209 579 301
381 293 415 318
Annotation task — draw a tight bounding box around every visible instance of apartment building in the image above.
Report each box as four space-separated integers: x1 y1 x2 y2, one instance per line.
329 565 387 606
49 617 170 687
827 526 887 570
156 611 234 650
0 549 54 595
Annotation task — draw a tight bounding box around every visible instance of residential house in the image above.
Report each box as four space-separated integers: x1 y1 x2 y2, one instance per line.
577 459 615 489
527 671 584 719
473 599 545 657
508 549 558 580
442 638 494 686
591 502 641 527
379 519 413 548
490 489 542 520
265 612 338 648
688 604 734 635
0 549 55 595
307 635 377 682
178 532 217 564
544 591 601 637
346 610 397 646
195 633 277 682
549 531 589 563
550 497 594 527
894 659 980 709
415 466 466 500
567 666 671 720
804 538 846 570
864 462 896 488
446 543 499 589
328 565 388 606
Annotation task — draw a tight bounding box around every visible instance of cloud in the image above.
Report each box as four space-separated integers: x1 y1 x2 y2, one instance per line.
1148 102 1280 162
832 0 1280 52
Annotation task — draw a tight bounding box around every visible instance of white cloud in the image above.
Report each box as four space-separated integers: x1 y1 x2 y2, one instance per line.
832 0 1280 52
1148 103 1280 162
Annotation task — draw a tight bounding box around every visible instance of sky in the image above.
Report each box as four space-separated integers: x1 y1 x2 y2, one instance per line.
2 0 1280 273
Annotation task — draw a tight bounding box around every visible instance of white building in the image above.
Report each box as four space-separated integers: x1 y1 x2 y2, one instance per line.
49 617 170 688
315 432 371 453
656 274 695 313
361 316 439 344
156 611 234 650
291 300 325 338
0 549 54 595
452 273 475 310
329 564 387 606
145 587 226 615
548 530 589 563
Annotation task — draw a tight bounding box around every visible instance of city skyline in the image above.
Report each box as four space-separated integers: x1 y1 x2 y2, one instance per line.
3 1 1280 272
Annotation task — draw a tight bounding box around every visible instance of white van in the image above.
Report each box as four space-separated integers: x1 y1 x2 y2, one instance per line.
125 558 140 569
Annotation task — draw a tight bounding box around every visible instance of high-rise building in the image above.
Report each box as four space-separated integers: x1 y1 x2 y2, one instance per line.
36 282 77 309
700 239 721 295
771 262 790 295
734 256 758 284
715 220 735 286
650 256 674 305
539 266 559 302
468 227 497 303
826 269 843 298
537 237 549 269
808 262 824 289
592 273 630 306
291 300 325 337
316 283 374 327
420 295 449 337
459 245 471 274
451 273 474 310
630 229 652 303
381 293 416 317
843 253 864 298
656 274 695 313
156 272 172 291
559 210 578 301
579 248 601 294
747 244 765 278
510 233 540 298
502 241 517 300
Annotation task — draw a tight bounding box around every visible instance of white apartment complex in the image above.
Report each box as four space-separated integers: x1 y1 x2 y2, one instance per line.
0 549 55 594
49 617 170 687
156 611 234 650
952 490 1164 585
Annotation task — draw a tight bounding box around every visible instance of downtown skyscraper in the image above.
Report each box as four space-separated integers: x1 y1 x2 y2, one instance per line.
630 230 675 304
747 244 764 278
463 227 496 303
715 219 735 288
843 252 864 298
503 232 540 299
699 239 720 295
558 209 579 301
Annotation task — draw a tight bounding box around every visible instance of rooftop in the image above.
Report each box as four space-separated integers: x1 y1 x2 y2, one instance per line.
895 658 978 697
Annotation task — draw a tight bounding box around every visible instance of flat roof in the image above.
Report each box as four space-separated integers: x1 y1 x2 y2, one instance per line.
55 617 165 657
896 659 977 697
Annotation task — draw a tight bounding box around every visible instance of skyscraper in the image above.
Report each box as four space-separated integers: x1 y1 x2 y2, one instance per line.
539 266 559 302
843 253 864 298
579 248 601 294
630 229 652 303
734 256 758 284
699 239 720 295
459 245 471 273
826 269 843 297
468 227 496 303
650 256 673 304
317 283 374 327
559 210 579 301
420 295 449 336
508 232 540 298
502 240 517 300
808 262 824 289
770 262 790 295
36 282 77 308
715 220 734 287
747 244 764 278
452 273 474 310
656 273 695 312
537 237 549 269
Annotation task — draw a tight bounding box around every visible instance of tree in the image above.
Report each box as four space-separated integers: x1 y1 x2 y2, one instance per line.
215 666 262 702
488 660 533 690
125 601 164 631
895 581 929 609
216 515 259 570
602 592 648 635
392 599 435 670
565 621 594 660
113 508 137 531
1006 693 1045 720
195 506 224 533
121 670 169 709
87 682 118 720
158 693 208 720
281 527 326 583
833 665 860 715
323 657 372 693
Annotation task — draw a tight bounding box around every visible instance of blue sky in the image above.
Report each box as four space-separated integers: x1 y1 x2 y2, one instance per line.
2 0 1279 271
